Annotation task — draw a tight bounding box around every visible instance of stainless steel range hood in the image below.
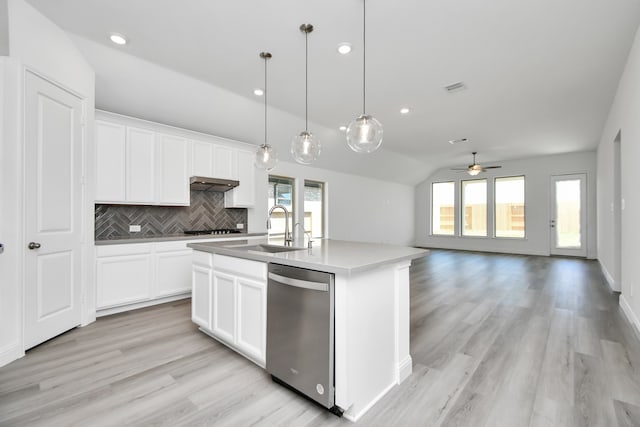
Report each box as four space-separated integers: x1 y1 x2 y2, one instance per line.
190 176 239 192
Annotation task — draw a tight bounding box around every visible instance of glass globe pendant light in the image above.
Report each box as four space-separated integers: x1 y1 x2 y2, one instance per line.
291 24 321 165
346 0 383 154
254 52 278 171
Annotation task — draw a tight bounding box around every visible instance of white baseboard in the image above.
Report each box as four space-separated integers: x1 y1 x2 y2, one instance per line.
0 342 24 368
599 260 619 292
343 380 396 423
397 355 412 384
96 293 190 317
620 295 640 334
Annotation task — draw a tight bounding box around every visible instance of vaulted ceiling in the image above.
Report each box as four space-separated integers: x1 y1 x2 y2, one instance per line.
27 0 640 184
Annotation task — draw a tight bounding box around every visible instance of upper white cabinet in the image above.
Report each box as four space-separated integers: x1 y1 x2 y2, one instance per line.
95 121 126 201
191 140 214 177
157 133 190 205
126 127 155 204
225 148 255 208
213 145 235 180
95 111 256 207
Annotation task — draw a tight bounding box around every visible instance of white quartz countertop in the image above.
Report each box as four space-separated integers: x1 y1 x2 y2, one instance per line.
187 238 428 276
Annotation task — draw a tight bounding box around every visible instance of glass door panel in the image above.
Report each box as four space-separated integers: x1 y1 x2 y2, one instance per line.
550 174 587 257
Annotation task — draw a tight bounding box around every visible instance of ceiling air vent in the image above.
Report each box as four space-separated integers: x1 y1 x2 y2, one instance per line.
444 81 466 93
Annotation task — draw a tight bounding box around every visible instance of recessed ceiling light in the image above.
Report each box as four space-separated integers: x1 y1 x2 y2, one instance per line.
400 107 410 114
253 88 264 96
339 125 347 131
109 33 127 45
337 43 352 54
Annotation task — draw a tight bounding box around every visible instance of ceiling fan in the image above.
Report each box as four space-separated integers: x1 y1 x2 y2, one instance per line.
451 152 502 176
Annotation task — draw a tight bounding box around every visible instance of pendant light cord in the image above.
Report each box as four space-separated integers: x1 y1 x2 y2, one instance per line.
363 0 366 115
264 55 268 146
305 29 309 132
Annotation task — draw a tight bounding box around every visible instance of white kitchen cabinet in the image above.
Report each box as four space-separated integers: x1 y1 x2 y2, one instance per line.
155 241 193 297
96 244 153 309
157 133 190 205
192 253 267 366
236 276 267 361
126 127 156 204
96 112 257 207
213 144 235 180
192 264 212 330
224 148 256 208
212 270 237 344
95 121 126 202
191 140 214 177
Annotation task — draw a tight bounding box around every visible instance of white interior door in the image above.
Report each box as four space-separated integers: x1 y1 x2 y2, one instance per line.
550 174 587 257
24 71 83 349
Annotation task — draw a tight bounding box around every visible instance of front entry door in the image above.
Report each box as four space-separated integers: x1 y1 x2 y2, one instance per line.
550 174 587 257
24 71 83 349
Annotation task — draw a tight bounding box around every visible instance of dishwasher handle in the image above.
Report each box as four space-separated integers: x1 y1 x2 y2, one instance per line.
268 272 329 292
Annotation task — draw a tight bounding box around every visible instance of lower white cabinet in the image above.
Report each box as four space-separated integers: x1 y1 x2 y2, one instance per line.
192 253 267 366
96 244 153 308
155 241 193 297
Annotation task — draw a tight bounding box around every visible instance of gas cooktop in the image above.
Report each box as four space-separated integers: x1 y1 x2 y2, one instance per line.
184 229 242 235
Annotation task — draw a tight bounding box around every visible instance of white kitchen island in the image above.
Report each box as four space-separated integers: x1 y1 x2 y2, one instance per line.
188 238 427 422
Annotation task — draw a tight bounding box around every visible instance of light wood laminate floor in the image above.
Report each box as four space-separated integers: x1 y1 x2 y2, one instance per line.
2 250 640 426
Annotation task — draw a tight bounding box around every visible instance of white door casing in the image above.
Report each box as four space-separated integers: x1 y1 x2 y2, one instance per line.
550 174 587 257
24 71 83 349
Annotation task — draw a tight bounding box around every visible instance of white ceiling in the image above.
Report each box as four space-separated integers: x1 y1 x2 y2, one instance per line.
26 0 640 184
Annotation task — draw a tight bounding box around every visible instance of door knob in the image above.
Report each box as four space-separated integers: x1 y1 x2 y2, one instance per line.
28 242 41 250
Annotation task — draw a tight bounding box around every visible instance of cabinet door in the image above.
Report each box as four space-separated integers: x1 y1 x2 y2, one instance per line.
126 127 155 203
236 277 266 364
212 271 236 344
192 264 212 330
224 148 255 208
95 121 126 202
96 254 152 308
191 140 214 177
156 248 193 297
157 133 190 205
213 145 235 180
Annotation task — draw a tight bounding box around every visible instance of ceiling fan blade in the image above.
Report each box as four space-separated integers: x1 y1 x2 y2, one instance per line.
482 166 502 169
449 168 469 171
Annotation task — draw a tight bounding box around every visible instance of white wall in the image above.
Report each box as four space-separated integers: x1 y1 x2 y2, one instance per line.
415 151 597 258
0 0 8 55
0 0 95 367
271 161 415 246
596 26 640 331
0 57 22 367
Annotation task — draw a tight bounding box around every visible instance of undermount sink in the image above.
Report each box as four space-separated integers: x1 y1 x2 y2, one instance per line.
230 244 305 253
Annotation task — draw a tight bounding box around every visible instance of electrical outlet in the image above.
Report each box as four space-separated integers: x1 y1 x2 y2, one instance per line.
129 225 141 232
236 223 244 230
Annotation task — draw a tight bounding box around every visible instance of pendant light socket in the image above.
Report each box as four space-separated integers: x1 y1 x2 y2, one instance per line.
291 23 321 165
255 51 278 171
346 0 383 154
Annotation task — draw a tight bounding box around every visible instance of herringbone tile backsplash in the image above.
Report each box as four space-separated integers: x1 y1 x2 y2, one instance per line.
95 191 248 240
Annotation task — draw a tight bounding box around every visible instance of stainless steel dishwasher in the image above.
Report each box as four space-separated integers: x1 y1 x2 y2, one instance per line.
266 263 341 415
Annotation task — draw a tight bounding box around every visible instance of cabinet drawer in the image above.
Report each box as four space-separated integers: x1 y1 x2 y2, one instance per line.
155 240 193 253
96 243 152 257
193 250 213 268
213 254 266 281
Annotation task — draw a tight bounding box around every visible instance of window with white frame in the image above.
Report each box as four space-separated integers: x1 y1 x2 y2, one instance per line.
462 179 487 236
432 181 455 235
494 176 525 238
